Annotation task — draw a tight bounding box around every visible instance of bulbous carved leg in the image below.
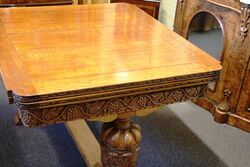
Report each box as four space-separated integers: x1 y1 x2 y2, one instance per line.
101 118 142 167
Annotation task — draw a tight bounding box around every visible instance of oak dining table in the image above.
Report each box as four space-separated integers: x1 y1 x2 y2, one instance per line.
0 3 221 167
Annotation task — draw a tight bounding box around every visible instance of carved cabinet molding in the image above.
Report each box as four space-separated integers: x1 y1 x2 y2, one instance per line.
174 0 250 132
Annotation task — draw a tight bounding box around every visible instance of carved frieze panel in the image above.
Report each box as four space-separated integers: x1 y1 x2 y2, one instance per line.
18 85 208 127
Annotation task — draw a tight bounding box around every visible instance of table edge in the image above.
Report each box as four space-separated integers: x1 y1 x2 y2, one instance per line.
13 70 220 109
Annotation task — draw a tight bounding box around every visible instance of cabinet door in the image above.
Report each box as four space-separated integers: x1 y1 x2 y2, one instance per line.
111 0 160 19
236 58 250 120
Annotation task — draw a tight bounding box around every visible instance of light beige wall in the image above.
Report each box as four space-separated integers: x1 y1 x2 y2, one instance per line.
72 0 177 30
159 0 178 29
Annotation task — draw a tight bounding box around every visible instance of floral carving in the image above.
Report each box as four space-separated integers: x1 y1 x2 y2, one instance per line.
179 0 184 10
66 107 78 120
185 87 199 97
43 108 62 121
22 112 32 123
240 7 250 42
137 96 148 108
104 102 119 113
18 85 207 127
217 89 232 112
20 111 37 125
172 90 184 101
151 92 165 103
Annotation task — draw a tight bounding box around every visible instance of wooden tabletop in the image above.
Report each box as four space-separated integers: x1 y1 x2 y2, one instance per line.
0 3 222 128
0 3 221 98
0 4 221 96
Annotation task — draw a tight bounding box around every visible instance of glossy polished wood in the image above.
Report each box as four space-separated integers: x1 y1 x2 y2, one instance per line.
0 3 221 166
0 3 220 96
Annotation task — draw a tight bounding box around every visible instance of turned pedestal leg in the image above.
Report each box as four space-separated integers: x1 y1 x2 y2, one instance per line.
100 118 142 167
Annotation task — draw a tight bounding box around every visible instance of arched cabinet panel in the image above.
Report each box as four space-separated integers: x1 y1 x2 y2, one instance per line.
174 0 250 132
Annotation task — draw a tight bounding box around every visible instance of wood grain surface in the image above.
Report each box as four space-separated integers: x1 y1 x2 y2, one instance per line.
0 3 221 98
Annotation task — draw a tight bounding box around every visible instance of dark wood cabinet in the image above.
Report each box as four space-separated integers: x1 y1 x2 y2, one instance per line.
174 0 250 132
0 0 72 6
236 60 250 121
111 0 160 19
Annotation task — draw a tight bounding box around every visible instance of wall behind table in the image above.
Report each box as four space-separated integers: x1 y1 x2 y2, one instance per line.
72 0 177 30
159 0 177 29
